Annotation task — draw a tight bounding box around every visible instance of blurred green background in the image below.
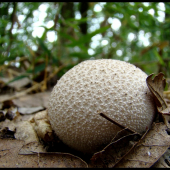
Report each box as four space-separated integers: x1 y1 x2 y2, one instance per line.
0 2 170 87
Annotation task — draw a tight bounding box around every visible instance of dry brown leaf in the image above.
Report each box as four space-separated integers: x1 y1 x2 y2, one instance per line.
16 154 39 168
0 118 16 132
12 91 50 108
111 128 132 143
146 73 170 127
19 141 45 154
153 148 170 167
0 139 26 167
38 152 88 168
114 122 170 168
7 77 31 91
14 120 46 153
146 72 167 109
31 110 53 143
14 121 40 144
0 138 88 167
18 106 44 115
89 133 141 168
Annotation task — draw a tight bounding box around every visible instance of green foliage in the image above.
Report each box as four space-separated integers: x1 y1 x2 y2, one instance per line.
0 2 170 81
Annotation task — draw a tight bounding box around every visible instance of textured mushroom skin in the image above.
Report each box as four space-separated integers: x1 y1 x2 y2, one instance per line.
48 59 156 153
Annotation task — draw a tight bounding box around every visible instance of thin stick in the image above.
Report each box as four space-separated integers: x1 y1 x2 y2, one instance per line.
99 113 137 134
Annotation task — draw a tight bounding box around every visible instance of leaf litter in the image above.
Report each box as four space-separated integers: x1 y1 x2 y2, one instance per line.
146 73 170 127
0 139 87 168
114 122 170 168
0 72 170 167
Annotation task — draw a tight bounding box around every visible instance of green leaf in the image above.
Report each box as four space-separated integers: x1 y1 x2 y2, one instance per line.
36 37 51 56
7 75 29 84
70 52 90 59
153 48 165 66
59 32 76 42
27 63 45 74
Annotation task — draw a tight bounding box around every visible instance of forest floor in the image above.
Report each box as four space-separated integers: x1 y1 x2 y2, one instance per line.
0 73 170 167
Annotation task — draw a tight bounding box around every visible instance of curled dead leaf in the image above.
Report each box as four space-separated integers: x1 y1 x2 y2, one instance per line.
146 73 170 126
30 110 54 143
146 72 167 109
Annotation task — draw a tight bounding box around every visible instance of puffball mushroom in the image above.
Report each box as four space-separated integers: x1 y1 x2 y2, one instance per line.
47 59 156 154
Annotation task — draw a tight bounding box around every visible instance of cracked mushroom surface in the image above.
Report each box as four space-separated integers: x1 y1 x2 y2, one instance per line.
47 59 156 154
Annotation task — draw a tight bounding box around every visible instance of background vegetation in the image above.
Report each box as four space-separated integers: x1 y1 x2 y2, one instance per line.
0 2 170 89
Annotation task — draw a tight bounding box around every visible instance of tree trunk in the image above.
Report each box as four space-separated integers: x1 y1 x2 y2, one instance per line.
79 2 89 35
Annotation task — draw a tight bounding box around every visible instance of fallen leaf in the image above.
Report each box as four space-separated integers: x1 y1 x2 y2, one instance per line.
9 77 31 91
18 106 44 115
89 133 141 168
0 139 39 167
13 91 50 108
0 139 25 167
16 154 39 168
14 121 41 144
38 152 88 168
146 72 167 109
0 77 31 91
111 128 132 143
114 122 170 168
0 118 16 132
153 148 170 168
146 73 170 126
31 110 54 143
0 139 88 168
19 142 45 154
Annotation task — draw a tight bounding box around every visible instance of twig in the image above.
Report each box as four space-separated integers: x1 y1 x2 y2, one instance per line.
99 113 137 134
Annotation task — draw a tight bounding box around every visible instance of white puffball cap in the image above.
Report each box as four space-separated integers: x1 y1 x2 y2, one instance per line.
48 59 155 153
